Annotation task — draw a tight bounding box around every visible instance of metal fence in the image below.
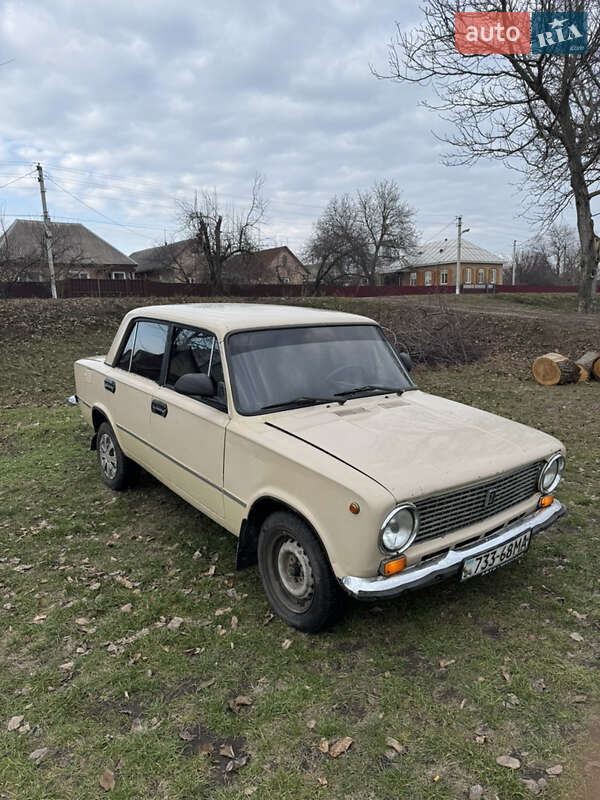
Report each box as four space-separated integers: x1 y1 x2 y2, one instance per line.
0 278 591 300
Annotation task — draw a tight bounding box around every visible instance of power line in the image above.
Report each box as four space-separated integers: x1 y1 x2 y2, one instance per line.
44 174 157 242
0 169 35 191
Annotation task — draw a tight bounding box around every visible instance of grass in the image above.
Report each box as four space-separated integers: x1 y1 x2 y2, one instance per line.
1 297 600 799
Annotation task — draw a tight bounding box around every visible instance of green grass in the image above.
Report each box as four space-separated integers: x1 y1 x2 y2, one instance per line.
1 298 600 798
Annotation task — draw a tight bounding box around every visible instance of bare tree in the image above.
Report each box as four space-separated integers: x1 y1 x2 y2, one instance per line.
356 179 418 286
545 223 581 283
0 216 44 293
376 1 600 312
181 175 266 294
305 195 367 294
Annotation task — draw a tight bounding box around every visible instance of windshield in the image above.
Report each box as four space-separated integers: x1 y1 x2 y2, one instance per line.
227 324 416 415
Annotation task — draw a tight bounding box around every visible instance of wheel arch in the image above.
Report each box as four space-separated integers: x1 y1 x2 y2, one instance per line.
236 495 331 572
90 405 117 451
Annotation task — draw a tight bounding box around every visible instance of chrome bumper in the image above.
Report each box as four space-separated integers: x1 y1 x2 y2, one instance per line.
341 499 565 600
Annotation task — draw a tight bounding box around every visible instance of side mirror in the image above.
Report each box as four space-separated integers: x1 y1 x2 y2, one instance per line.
174 373 215 397
399 352 413 372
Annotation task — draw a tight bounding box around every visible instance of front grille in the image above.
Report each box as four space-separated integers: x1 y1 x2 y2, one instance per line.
414 461 544 543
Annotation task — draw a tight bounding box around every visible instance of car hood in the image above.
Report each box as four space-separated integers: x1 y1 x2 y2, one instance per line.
265 390 562 502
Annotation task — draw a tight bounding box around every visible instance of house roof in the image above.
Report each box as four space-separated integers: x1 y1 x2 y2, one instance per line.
130 238 199 274
403 239 504 269
226 245 305 273
2 219 135 266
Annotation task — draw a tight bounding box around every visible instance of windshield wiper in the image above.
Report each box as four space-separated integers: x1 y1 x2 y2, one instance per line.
333 384 405 398
260 395 344 412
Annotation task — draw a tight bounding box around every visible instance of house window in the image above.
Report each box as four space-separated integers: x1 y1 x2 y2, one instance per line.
477 269 485 284
490 269 496 285
409 272 417 287
111 271 127 280
465 268 472 284
440 270 448 285
425 271 432 286
75 271 89 279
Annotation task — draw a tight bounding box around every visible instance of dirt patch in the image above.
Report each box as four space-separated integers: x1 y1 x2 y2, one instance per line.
576 717 600 800
179 724 248 784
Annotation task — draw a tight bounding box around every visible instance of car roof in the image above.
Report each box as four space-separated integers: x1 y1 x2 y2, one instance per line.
120 302 375 337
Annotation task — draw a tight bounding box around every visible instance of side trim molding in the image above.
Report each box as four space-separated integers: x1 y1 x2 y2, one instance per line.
115 423 246 507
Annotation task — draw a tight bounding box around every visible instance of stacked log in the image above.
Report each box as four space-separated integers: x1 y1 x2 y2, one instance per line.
532 353 581 386
532 350 600 386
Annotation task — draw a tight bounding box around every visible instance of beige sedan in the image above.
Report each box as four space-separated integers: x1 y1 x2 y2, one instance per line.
71 303 566 631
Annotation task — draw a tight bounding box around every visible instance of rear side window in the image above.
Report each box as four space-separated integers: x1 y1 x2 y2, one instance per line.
115 320 168 382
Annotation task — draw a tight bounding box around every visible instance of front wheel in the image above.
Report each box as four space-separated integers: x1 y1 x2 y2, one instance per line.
257 511 344 632
96 421 139 491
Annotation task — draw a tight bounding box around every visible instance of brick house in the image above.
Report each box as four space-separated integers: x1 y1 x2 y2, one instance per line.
131 241 307 284
380 238 504 288
0 219 136 281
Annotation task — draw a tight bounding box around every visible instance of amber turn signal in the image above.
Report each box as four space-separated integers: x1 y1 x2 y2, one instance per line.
382 556 406 576
539 495 554 508
349 502 360 515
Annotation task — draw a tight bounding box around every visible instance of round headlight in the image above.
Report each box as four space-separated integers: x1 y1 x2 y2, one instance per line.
380 504 419 553
539 454 565 493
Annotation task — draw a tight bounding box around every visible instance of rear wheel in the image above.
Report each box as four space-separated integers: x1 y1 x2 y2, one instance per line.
257 511 344 632
97 421 139 491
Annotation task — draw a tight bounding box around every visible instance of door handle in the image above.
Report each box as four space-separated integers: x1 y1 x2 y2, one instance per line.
104 379 116 393
151 399 168 418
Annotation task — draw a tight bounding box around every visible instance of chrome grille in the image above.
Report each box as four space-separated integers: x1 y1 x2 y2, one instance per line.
414 461 544 542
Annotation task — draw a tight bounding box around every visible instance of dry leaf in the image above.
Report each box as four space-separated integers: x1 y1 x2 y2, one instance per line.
99 768 115 791
318 738 329 754
89 582 101 591
574 694 588 703
75 617 91 626
219 744 235 758
120 603 132 613
131 718 143 733
568 608 587 621
231 616 238 629
385 736 406 754
215 607 232 616
501 667 511 684
167 616 183 631
7 715 24 731
318 777 328 786
307 719 317 729
329 736 353 758
198 678 216 689
282 639 292 650
505 693 520 708
179 730 195 741
29 747 49 764
205 565 216 577
546 764 563 776
570 632 584 642
532 678 547 692
32 615 47 624
496 755 520 769
439 658 455 668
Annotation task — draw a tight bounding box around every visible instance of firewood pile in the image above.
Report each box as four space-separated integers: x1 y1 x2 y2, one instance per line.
532 351 600 386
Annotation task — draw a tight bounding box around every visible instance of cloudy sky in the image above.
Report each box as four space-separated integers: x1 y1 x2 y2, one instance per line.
0 0 580 262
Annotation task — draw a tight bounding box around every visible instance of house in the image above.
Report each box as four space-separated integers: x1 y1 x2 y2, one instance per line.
0 219 136 281
131 241 307 285
130 238 204 283
379 238 504 288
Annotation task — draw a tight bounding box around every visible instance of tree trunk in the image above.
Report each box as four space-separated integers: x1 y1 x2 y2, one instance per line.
576 351 600 381
532 352 580 386
567 152 598 313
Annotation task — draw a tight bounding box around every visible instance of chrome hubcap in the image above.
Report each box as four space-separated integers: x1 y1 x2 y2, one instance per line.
277 539 314 600
99 433 117 480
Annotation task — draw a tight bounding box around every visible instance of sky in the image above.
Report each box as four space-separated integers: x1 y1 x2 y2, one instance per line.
0 0 583 263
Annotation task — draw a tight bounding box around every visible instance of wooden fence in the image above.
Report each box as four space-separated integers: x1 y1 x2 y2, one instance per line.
0 278 592 300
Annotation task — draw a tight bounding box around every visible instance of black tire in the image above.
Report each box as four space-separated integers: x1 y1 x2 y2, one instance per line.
257 510 344 632
96 421 139 491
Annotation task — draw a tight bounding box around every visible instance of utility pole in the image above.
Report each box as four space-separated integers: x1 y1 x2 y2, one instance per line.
456 216 462 295
36 163 57 299
512 239 517 286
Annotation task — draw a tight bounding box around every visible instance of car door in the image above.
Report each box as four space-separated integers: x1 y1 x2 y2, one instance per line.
148 325 228 522
110 318 169 469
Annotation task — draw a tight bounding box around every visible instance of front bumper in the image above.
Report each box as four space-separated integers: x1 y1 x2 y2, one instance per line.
341 499 565 599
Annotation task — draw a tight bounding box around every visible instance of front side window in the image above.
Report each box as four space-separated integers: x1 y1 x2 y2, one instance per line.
440 270 448 285
425 271 432 286
227 325 415 415
465 268 472 284
166 326 226 407
477 269 485 284
128 320 169 381
490 269 496 284
409 272 417 286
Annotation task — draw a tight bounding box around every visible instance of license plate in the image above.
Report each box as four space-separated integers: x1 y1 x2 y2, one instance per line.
461 531 531 581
